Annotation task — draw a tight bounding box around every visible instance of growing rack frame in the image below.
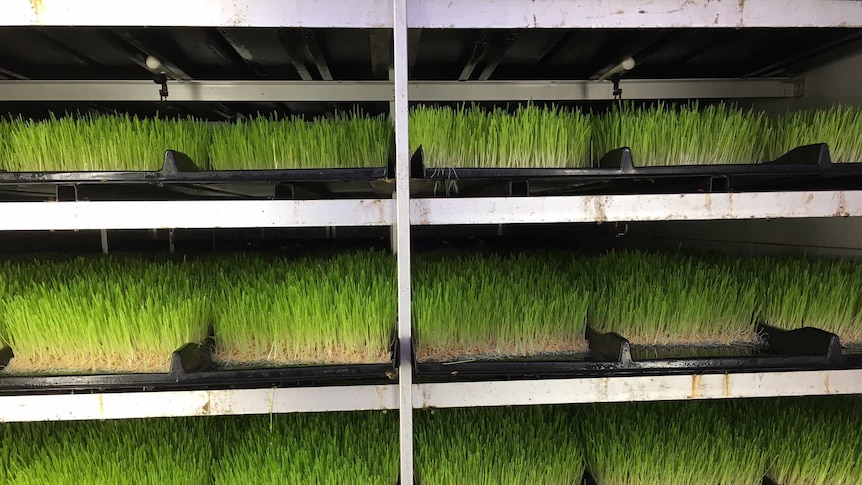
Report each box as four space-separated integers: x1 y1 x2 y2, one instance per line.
1 2 862 484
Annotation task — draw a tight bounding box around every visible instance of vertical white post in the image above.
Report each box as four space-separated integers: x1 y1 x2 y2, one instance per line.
393 0 414 481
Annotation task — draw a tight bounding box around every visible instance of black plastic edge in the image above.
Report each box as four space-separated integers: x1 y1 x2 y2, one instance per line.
170 328 217 378
597 147 635 173
758 323 843 361
764 143 831 168
411 146 425 179
582 469 597 485
162 150 203 174
763 477 780 485
0 346 12 370
585 326 632 364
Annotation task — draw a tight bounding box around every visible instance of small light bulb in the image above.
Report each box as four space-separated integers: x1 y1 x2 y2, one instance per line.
145 55 162 71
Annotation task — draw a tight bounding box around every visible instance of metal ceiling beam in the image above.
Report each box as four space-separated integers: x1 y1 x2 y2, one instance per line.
408 29 423 73
369 30 392 80
2 0 861 28
302 30 333 81
407 0 862 28
477 32 519 81
215 29 269 78
458 30 492 81
0 79 801 102
276 30 315 81
109 29 194 80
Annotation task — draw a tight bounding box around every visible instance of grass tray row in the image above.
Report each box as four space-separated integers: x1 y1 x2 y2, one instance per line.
413 251 862 363
0 251 395 375
0 397 856 485
0 250 857 376
1 104 860 172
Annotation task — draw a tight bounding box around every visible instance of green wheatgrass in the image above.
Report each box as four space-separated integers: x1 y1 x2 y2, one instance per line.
410 104 592 168
766 106 862 163
1 113 210 172
761 257 862 347
208 111 391 170
416 406 584 485
412 252 590 362
1 256 210 374
588 251 761 349
767 396 862 485
214 412 397 485
593 102 768 166
210 251 395 366
0 417 214 485
583 400 768 485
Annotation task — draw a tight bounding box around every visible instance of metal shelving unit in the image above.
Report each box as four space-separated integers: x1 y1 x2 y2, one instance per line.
1 1 862 483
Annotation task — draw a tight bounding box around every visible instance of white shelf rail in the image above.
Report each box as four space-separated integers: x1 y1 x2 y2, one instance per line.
3 0 861 28
0 200 393 230
411 191 862 225
0 385 399 422
414 369 862 408
0 79 799 102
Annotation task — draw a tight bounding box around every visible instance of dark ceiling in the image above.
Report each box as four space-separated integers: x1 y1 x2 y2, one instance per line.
1 26 860 117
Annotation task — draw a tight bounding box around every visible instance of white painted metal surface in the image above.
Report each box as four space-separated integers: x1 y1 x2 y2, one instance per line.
411 191 862 225
0 0 392 27
414 370 862 408
4 0 858 28
393 0 415 480
408 0 862 28
0 79 798 102
0 385 398 422
0 199 393 230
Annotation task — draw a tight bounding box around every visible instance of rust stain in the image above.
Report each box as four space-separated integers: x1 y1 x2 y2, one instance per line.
835 192 849 217
690 374 702 399
704 193 712 214
806 193 815 204
825 375 831 393
97 394 105 418
198 399 211 415
592 196 608 224
723 374 730 397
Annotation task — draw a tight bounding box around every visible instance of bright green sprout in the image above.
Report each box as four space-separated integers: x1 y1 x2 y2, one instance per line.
0 113 210 171
1 256 210 374
215 411 397 485
760 257 862 348
210 251 396 366
588 251 762 350
593 102 768 166
766 106 862 163
0 417 214 484
583 400 768 485
766 396 862 485
416 406 584 485
208 110 392 170
412 252 590 362
410 104 592 168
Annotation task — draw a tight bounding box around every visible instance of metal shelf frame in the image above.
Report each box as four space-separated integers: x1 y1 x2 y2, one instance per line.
2 2 862 483
3 0 861 28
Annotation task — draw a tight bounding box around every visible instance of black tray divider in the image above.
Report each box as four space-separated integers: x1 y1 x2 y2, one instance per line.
0 346 13 370
763 477 780 485
585 326 633 366
582 469 598 485
161 150 203 174
411 146 427 179
169 326 217 378
757 323 843 361
764 143 832 168
597 147 635 174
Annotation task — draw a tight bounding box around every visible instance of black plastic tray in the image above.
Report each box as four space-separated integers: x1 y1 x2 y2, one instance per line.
0 332 397 394
0 150 393 202
413 143 862 195
414 323 857 381
0 150 390 184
